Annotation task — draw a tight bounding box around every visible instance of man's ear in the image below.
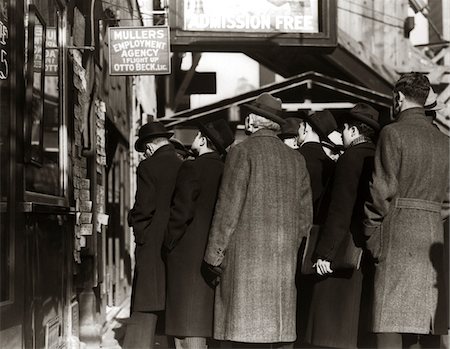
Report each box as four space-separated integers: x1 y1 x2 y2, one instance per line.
398 91 405 103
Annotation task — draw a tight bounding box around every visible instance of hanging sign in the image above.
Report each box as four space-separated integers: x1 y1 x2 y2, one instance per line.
183 0 319 33
108 26 171 76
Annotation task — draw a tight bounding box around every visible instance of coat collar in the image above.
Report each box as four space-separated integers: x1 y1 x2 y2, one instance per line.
396 107 431 124
198 151 222 162
250 128 280 139
152 143 175 157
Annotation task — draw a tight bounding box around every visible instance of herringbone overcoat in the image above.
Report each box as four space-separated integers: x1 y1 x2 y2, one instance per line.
364 107 449 334
204 129 313 343
128 144 182 312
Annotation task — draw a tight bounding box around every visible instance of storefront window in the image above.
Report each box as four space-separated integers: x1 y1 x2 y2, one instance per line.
25 0 62 197
0 0 10 302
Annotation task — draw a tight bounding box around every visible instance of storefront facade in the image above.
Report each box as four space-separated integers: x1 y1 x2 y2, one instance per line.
0 0 153 347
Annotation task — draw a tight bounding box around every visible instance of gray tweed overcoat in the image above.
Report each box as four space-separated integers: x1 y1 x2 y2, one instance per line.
204 129 313 343
364 107 449 334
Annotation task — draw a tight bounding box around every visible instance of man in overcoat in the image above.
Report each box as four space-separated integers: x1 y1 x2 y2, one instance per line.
306 103 379 349
364 72 449 348
295 110 339 342
125 121 182 349
203 92 313 348
164 119 235 349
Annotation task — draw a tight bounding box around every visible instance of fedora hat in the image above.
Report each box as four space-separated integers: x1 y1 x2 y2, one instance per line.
348 103 380 131
198 118 235 155
243 93 286 125
424 87 445 111
306 110 338 141
278 117 302 139
135 121 174 152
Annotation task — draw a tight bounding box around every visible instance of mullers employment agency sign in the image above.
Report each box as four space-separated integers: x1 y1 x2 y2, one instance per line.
109 26 170 76
184 0 319 33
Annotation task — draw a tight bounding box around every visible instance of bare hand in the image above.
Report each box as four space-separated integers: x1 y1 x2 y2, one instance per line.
314 259 333 276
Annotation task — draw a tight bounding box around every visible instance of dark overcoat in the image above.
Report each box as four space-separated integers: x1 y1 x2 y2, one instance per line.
128 144 182 312
306 140 375 349
298 142 335 224
204 129 313 343
165 152 224 337
364 108 449 334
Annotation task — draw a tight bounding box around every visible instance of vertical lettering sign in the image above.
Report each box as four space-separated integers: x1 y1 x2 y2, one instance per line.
45 27 58 76
109 26 171 76
0 0 8 80
183 0 319 33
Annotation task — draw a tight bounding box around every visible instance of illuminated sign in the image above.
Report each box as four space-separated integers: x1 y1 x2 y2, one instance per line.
183 0 319 33
108 26 171 76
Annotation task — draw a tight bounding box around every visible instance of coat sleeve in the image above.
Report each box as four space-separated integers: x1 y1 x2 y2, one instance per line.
165 161 200 251
364 128 400 235
204 146 250 266
314 150 365 261
298 156 313 240
128 162 156 245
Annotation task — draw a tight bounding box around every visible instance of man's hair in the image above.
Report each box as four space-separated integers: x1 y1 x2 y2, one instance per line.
147 137 170 146
393 72 430 106
252 115 281 132
344 118 377 142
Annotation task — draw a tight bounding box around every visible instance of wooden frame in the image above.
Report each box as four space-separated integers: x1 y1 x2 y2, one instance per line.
24 4 46 166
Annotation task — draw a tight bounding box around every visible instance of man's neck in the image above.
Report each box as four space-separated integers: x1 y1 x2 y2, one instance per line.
400 100 423 112
151 141 169 154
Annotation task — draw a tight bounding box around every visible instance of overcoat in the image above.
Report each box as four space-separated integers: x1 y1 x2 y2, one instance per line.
128 144 182 312
298 142 335 224
204 129 313 343
306 140 375 349
165 152 225 337
364 108 449 334
297 142 335 340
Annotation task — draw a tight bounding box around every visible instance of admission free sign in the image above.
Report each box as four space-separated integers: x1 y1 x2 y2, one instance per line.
108 26 170 76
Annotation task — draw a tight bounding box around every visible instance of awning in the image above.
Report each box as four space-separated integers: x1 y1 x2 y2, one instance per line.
159 71 393 128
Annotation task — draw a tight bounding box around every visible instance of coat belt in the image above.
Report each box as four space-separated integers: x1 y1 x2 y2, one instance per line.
395 198 441 212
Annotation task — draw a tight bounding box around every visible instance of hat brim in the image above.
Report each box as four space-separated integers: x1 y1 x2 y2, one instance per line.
349 112 380 131
425 101 445 111
243 104 286 125
135 132 174 152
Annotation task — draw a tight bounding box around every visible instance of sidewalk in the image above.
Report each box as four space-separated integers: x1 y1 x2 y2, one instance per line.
100 298 173 349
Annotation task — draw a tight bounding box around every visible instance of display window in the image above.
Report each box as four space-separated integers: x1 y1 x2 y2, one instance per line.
24 0 65 199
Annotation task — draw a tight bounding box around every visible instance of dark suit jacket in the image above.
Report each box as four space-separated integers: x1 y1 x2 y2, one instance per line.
165 152 224 337
128 144 182 312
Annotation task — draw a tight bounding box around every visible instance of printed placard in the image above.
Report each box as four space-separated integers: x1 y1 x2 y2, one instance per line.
109 26 171 75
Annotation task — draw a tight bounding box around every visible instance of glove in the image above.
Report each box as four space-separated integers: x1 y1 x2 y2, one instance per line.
201 261 223 288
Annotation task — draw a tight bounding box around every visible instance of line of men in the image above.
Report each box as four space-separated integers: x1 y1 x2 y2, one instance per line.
124 72 449 349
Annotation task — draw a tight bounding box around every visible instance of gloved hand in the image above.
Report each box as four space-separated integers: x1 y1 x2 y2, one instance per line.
201 261 223 288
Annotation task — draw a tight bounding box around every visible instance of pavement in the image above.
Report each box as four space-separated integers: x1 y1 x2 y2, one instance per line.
99 298 173 349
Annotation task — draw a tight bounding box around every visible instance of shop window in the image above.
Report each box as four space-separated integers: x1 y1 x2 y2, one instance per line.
24 0 63 197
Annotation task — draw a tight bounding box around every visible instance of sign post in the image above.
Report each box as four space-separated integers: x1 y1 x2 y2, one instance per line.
108 26 171 76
